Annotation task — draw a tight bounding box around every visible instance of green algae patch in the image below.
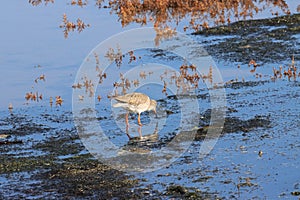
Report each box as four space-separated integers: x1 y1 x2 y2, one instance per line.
36 156 140 198
0 156 55 174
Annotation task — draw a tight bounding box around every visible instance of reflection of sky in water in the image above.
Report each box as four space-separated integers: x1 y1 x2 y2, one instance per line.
0 1 299 110
0 1 299 198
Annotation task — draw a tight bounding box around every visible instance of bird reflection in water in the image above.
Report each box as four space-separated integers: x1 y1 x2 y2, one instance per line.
126 122 158 141
121 122 159 154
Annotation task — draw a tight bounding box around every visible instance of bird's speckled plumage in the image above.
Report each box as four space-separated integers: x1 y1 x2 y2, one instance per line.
113 92 157 126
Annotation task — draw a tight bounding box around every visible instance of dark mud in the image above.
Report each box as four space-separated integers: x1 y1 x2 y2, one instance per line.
0 114 142 199
195 112 271 141
194 14 300 64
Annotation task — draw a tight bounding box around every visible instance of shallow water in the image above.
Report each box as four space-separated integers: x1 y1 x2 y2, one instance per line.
0 1 300 199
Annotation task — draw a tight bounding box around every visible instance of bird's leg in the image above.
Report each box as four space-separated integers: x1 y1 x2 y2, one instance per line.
153 109 158 118
125 112 129 127
138 126 142 138
137 113 143 126
125 124 131 139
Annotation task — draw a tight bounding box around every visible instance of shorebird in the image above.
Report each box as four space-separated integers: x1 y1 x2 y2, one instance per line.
113 92 157 126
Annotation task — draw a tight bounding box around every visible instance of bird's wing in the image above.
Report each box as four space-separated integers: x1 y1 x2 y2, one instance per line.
114 93 148 104
128 93 149 106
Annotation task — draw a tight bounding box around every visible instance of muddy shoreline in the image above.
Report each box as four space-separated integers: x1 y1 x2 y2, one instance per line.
194 13 300 64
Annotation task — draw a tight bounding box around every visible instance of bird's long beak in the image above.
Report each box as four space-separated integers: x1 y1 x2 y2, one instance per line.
153 109 158 118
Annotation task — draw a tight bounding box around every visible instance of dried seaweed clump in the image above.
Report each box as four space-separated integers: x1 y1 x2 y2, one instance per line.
60 14 90 38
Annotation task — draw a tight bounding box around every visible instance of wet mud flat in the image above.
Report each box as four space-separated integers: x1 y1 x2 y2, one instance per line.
0 111 141 199
0 93 275 199
194 13 300 64
1 79 299 199
1 14 300 199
